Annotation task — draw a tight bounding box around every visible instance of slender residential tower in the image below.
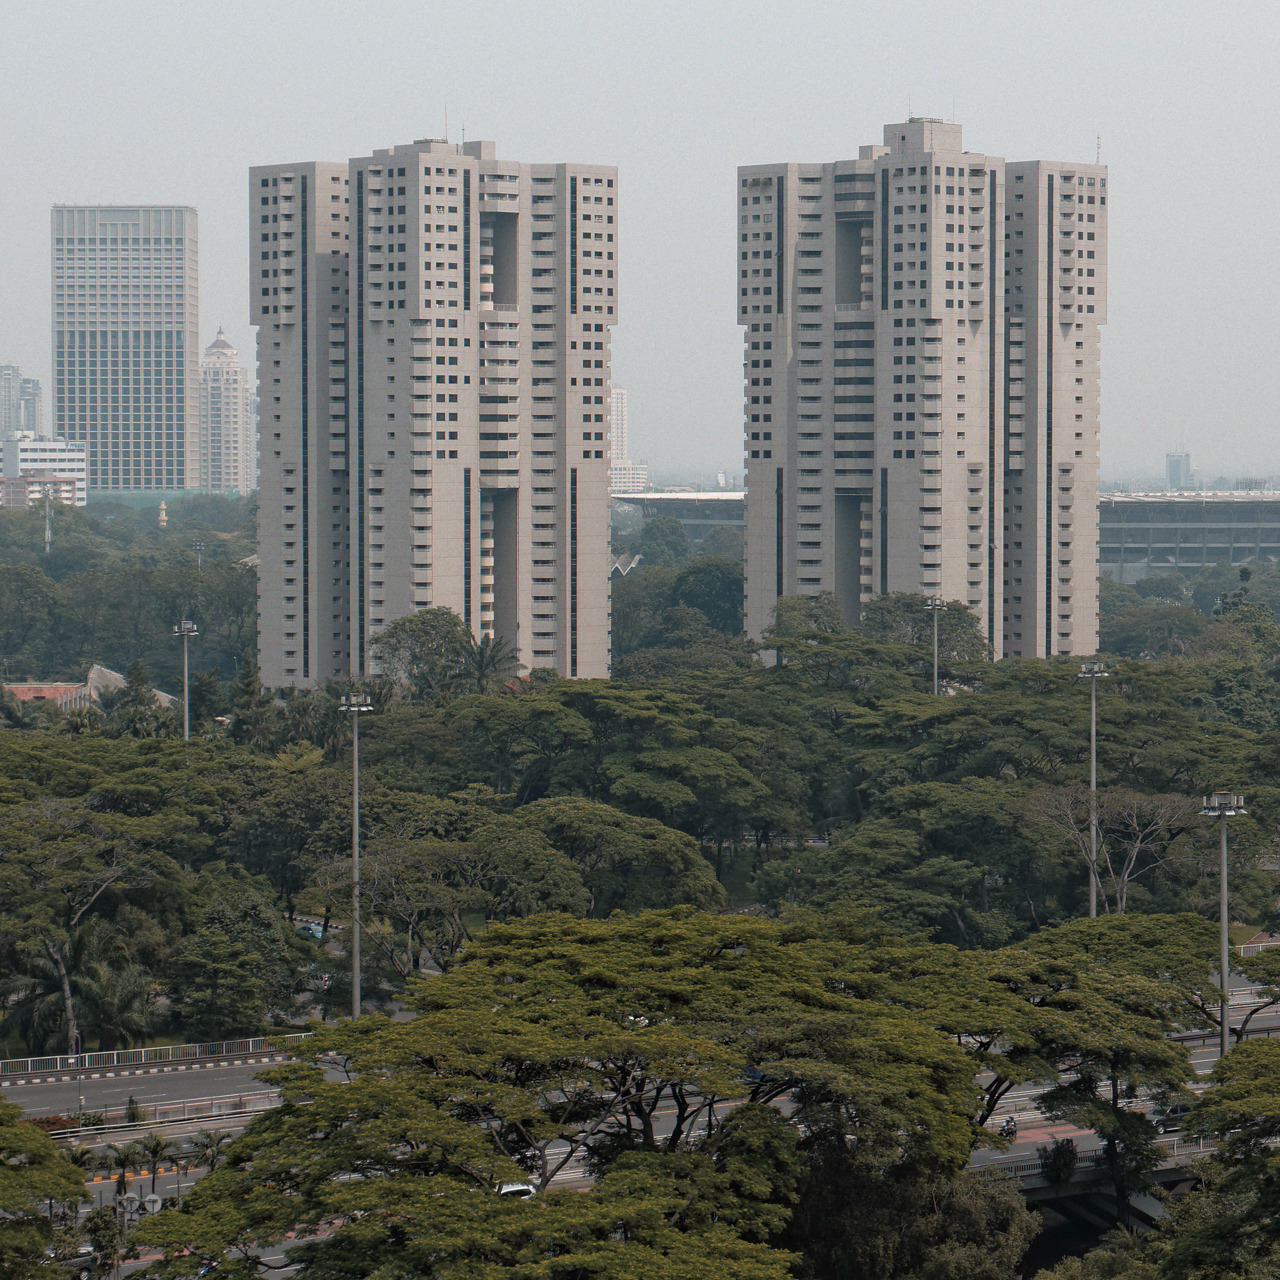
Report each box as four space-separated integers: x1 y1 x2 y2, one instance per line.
739 120 1107 658
252 139 616 688
199 329 255 493
52 206 199 493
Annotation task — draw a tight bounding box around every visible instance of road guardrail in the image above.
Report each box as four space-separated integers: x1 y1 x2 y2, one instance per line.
0 1033 311 1082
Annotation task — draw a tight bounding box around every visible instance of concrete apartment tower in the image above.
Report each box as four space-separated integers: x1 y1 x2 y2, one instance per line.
51 206 200 493
608 387 648 494
251 139 616 688
739 120 1107 658
199 329 256 493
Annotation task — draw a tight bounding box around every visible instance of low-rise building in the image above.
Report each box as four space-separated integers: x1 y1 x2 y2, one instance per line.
1 432 87 505
0 472 80 509
3 664 177 710
1098 491 1280 583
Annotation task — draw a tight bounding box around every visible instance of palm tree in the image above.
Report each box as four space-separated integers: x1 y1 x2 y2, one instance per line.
1 921 154 1054
187 1128 230 1173
138 1132 176 1196
173 1152 192 1203
106 1141 144 1198
74 952 154 1052
458 631 523 695
0 688 60 731
0 956 69 1053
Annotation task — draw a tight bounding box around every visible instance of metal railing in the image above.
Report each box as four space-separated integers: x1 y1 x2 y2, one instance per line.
0 1033 311 1080
50 1090 282 1138
982 1132 1217 1181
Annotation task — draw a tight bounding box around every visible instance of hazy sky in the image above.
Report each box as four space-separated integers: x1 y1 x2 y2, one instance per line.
3 0 1277 480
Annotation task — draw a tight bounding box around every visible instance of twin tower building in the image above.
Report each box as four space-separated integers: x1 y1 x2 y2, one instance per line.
256 119 1105 687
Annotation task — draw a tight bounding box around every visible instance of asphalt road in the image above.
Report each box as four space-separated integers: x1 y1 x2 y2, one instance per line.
7 1056 286 1118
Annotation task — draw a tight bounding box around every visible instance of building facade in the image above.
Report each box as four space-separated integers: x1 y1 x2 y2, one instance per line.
0 432 87 505
608 386 648 493
1166 452 1193 491
251 138 616 688
51 206 200 493
739 119 1107 658
0 474 79 509
199 329 256 493
1099 492 1280 584
0 366 43 435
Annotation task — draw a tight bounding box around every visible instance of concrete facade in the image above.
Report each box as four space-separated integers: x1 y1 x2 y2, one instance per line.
51 206 200 492
608 386 648 493
199 329 256 494
1099 492 1280 584
252 139 616 688
251 160 352 687
0 366 43 436
1 432 87 505
739 120 1107 658
1 474 79 508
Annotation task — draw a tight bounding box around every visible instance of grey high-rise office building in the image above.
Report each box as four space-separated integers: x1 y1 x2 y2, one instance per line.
51 206 200 492
0 366 43 435
1166 452 1192 492
739 119 1107 658
251 138 616 688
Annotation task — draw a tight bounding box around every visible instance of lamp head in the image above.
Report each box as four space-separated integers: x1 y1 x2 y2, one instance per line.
1200 791 1246 817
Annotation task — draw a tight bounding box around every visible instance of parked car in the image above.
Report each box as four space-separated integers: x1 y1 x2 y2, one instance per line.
296 923 324 941
1150 1102 1193 1134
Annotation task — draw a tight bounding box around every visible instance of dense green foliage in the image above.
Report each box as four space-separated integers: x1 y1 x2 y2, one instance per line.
143 909 1207 1279
10 509 1280 1275
0 493 255 692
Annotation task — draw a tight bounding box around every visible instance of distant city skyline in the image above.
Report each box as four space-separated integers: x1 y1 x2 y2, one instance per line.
1 2 1276 482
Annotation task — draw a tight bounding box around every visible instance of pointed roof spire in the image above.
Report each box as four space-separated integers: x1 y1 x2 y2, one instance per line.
205 327 237 356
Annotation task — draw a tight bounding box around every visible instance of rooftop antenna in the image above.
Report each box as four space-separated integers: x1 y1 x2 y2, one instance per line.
444 102 448 141
1096 134 1101 163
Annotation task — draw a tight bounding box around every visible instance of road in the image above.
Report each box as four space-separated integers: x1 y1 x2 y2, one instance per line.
7 1054 288 1118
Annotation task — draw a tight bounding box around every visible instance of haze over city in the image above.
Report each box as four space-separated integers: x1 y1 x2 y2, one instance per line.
2 0 1277 480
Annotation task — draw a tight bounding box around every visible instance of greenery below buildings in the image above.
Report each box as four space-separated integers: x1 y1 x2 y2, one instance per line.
8 508 1280 1274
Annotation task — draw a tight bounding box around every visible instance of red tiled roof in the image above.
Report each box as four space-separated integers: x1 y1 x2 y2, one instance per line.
4 683 84 701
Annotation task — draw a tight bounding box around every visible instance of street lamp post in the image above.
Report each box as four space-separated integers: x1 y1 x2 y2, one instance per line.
172 621 198 741
339 693 375 1018
924 597 947 696
1200 791 1246 1060
69 1031 83 1123
1077 660 1109 918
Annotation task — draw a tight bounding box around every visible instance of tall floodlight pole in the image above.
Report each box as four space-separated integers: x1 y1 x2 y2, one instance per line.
925 597 947 696
172 620 198 740
339 693 375 1018
1201 791 1246 1060
1076 661 1109 917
